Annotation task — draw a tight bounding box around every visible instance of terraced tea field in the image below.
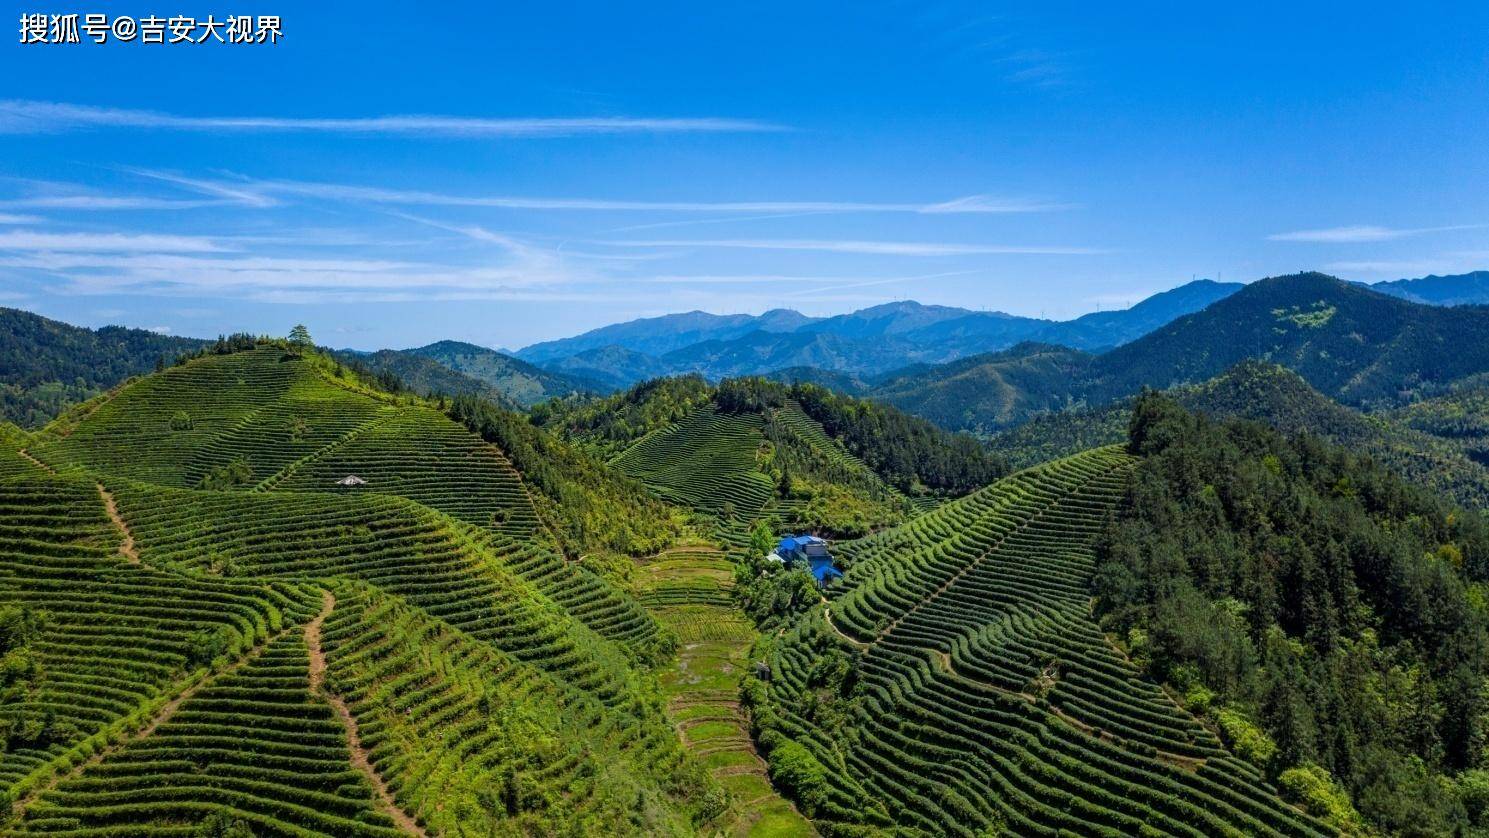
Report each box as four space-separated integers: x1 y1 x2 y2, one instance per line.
613 406 776 533
610 402 912 548
636 542 814 837
1 346 714 835
756 448 1334 836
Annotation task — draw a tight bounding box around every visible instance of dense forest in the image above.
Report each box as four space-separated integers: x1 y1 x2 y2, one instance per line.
989 361 1489 508
1096 393 1489 834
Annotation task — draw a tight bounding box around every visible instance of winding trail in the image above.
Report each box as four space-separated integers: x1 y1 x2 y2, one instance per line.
306 590 426 837
17 449 53 474
96 484 139 564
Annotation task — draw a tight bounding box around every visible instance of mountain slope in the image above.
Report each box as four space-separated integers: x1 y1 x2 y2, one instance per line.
332 347 519 408
407 339 600 404
541 375 1005 541
4 341 717 834
1092 272 1489 404
0 307 207 428
1094 394 1489 834
872 342 1097 432
1033 278 1243 350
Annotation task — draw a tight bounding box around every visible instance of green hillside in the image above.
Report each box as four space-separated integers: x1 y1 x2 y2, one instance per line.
749 447 1336 835
407 340 600 405
1 341 720 835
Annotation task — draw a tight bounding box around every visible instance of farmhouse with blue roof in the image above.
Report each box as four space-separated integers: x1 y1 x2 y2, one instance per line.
774 534 843 587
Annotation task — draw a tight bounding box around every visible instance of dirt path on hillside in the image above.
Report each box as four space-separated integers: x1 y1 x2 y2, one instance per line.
306 590 426 837
95 484 139 564
17 449 54 474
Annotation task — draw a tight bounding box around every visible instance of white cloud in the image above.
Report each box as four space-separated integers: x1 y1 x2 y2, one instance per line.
1269 223 1484 243
602 238 1105 256
0 230 225 252
0 213 39 223
0 100 783 137
146 325 171 334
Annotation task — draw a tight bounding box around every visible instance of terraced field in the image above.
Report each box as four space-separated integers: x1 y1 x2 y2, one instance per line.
273 408 546 541
636 543 814 837
610 402 915 548
2 346 714 835
16 621 404 837
0 474 322 815
28 348 546 543
756 448 1333 836
0 424 36 479
109 481 660 695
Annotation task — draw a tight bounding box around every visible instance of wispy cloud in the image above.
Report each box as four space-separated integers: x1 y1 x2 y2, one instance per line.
0 230 225 252
123 168 279 208
0 100 784 137
0 213 39 224
1269 223 1485 243
206 176 1068 215
602 238 1105 256
0 195 225 210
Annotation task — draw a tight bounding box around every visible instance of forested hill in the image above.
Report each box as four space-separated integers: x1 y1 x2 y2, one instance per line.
0 307 207 427
1096 393 1489 834
1092 272 1489 405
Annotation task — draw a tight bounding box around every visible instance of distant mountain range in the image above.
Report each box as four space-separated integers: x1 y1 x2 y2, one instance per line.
870 272 1489 432
506 270 1489 390
1367 270 1489 306
510 279 1245 387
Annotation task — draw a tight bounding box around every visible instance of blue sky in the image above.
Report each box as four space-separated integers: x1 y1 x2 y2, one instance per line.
3 1 1487 350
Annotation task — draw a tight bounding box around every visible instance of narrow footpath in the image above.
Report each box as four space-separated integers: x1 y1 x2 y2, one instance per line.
306 590 427 837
